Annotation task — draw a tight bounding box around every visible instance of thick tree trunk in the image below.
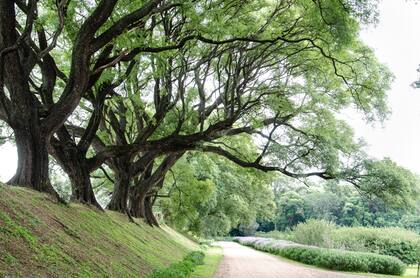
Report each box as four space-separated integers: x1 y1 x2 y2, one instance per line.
50 140 101 208
107 156 132 212
129 185 147 219
128 154 181 225
1 1 55 196
144 196 159 226
8 127 56 195
67 163 101 208
129 182 159 226
107 172 130 212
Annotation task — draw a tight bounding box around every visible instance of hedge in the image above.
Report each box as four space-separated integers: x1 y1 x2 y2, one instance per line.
147 251 205 278
279 246 406 276
331 227 420 265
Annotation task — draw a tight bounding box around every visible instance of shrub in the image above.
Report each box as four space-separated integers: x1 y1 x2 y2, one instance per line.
291 219 336 247
279 220 420 264
331 227 420 264
279 247 406 275
184 251 205 265
147 251 204 278
234 237 301 253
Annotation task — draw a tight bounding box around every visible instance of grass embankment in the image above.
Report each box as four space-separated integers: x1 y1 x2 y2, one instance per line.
0 185 198 277
192 246 223 278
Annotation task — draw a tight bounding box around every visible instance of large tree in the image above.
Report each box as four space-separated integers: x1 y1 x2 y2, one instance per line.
0 0 170 193
1 0 401 225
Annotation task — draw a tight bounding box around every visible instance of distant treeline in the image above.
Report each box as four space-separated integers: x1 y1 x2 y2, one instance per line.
257 180 420 233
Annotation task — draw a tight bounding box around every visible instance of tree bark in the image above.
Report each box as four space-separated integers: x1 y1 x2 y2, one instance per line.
8 127 55 194
50 137 101 208
144 196 159 226
129 184 148 219
129 154 182 224
129 187 158 226
107 153 134 212
1 1 55 196
67 161 100 208
129 176 163 226
107 170 130 212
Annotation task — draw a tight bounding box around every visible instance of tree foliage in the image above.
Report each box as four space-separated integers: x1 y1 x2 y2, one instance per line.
267 172 420 232
159 147 275 236
0 0 415 228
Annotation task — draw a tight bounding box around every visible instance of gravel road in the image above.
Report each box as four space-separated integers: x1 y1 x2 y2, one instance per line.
214 242 365 278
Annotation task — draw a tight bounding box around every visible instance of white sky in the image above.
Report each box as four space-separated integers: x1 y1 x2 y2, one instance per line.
1 1 420 181
342 1 420 175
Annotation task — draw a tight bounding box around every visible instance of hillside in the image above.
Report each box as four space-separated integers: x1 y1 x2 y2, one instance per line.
0 185 198 277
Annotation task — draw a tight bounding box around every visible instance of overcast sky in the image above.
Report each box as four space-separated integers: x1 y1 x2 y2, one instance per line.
1 1 420 181
342 1 420 175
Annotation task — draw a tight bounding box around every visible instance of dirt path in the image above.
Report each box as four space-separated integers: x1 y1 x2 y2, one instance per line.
214 242 364 278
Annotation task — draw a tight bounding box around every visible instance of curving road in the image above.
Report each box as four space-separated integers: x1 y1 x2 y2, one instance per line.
214 242 364 278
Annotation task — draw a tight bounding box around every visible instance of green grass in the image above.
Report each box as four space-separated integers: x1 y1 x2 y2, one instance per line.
192 246 223 278
147 251 205 278
0 184 198 277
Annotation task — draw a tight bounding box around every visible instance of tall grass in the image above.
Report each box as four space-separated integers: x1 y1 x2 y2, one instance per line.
292 219 336 247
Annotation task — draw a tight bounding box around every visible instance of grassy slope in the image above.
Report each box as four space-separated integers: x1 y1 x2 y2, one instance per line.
0 185 198 277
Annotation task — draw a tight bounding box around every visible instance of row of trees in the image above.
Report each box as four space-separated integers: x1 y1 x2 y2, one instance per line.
158 155 420 236
265 171 420 233
0 0 414 225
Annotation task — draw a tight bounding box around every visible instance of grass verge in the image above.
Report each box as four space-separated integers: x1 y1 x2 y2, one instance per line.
147 251 205 278
192 246 223 278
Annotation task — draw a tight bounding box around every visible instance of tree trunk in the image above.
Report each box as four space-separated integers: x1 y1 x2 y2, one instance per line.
144 196 159 226
128 154 181 224
107 172 130 212
50 139 101 208
107 156 132 212
1 1 56 196
8 127 56 195
67 163 101 208
129 185 147 219
129 183 159 226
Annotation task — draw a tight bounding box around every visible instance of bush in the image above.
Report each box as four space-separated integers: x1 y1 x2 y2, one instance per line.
278 220 420 264
331 227 420 264
234 237 301 253
147 251 204 278
279 246 406 275
184 251 205 265
291 219 336 247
